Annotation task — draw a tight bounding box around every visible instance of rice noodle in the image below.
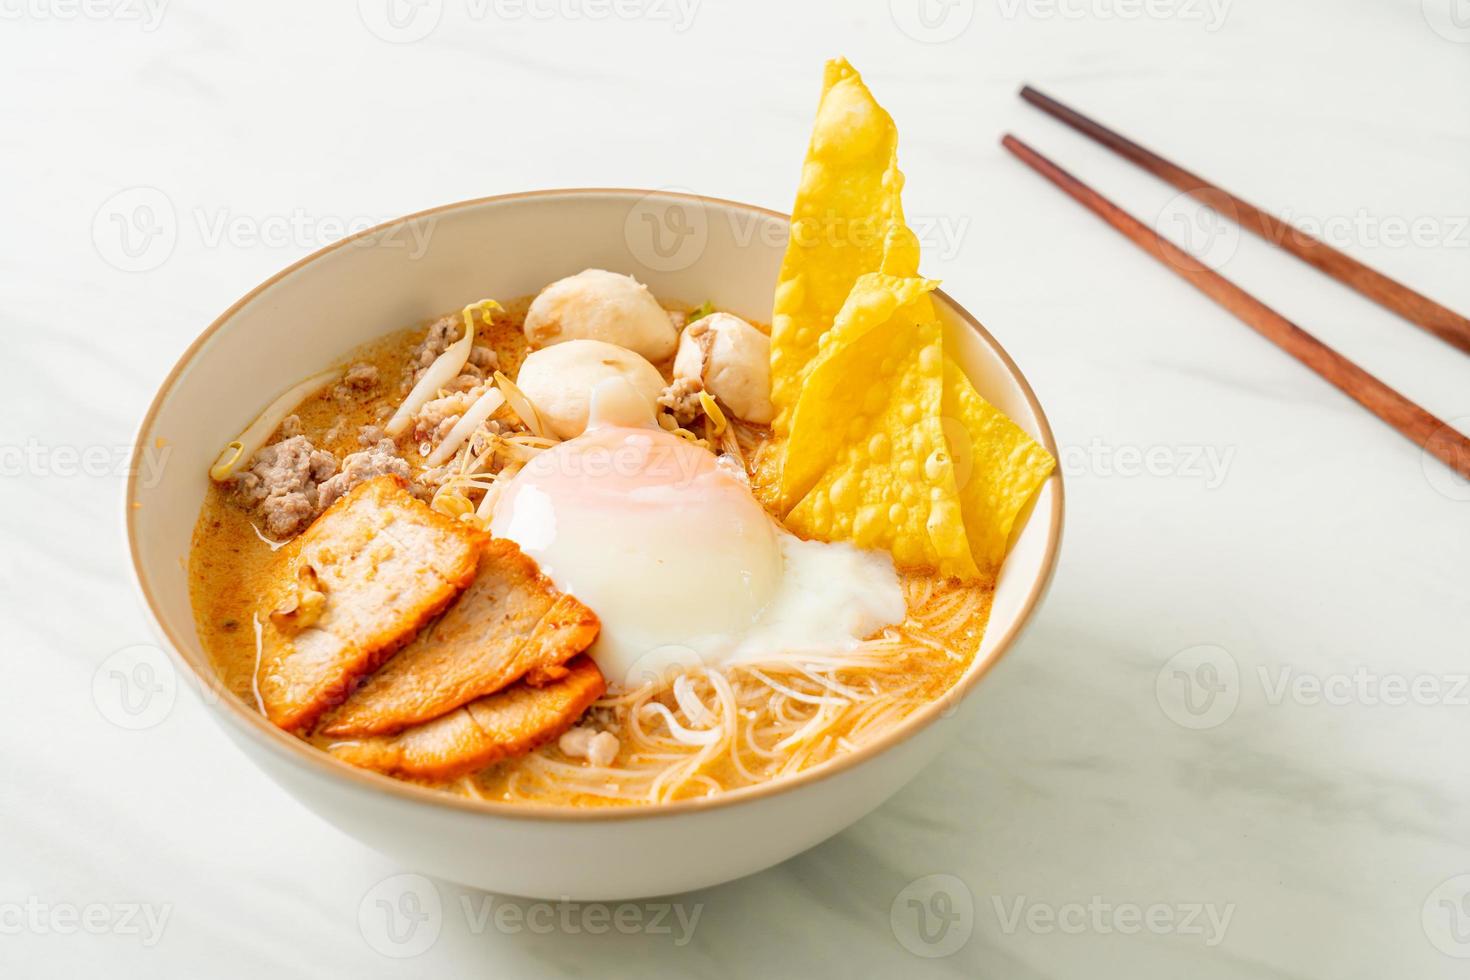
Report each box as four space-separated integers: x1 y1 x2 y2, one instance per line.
672 674 714 726
641 702 723 746
473 574 992 806
747 668 847 707
209 368 340 481
797 667 865 700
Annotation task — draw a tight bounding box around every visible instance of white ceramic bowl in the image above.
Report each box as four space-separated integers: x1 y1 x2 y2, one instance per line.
125 190 1063 900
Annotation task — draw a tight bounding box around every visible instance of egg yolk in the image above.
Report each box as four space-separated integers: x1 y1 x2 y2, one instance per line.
491 426 782 684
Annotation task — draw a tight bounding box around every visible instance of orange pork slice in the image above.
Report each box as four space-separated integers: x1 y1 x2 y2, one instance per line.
326 656 606 780
258 475 483 732
319 538 600 737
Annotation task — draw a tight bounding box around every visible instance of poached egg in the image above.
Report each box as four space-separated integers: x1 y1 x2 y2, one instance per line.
490 379 905 689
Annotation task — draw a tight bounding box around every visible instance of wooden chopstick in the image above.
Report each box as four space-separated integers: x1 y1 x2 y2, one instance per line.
1000 133 1470 481
1019 85 1470 357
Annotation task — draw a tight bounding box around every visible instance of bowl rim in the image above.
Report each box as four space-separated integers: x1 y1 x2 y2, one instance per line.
125 187 1065 823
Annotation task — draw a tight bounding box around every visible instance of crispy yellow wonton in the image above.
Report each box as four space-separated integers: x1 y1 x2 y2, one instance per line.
784 311 979 580
777 273 939 512
941 359 1057 574
766 59 1055 582
768 58 916 440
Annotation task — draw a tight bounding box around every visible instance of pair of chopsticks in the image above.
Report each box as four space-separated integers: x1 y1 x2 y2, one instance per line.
1002 87 1470 481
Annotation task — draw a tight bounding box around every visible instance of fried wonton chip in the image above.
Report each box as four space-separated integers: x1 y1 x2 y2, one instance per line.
784 313 978 580
773 273 939 513
941 359 1056 574
769 58 915 439
766 59 1054 581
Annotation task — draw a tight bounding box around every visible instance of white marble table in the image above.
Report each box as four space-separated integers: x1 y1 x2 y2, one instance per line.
5 1 1470 976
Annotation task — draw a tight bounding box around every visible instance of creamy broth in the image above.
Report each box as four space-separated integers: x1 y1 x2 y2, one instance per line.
189 302 992 807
